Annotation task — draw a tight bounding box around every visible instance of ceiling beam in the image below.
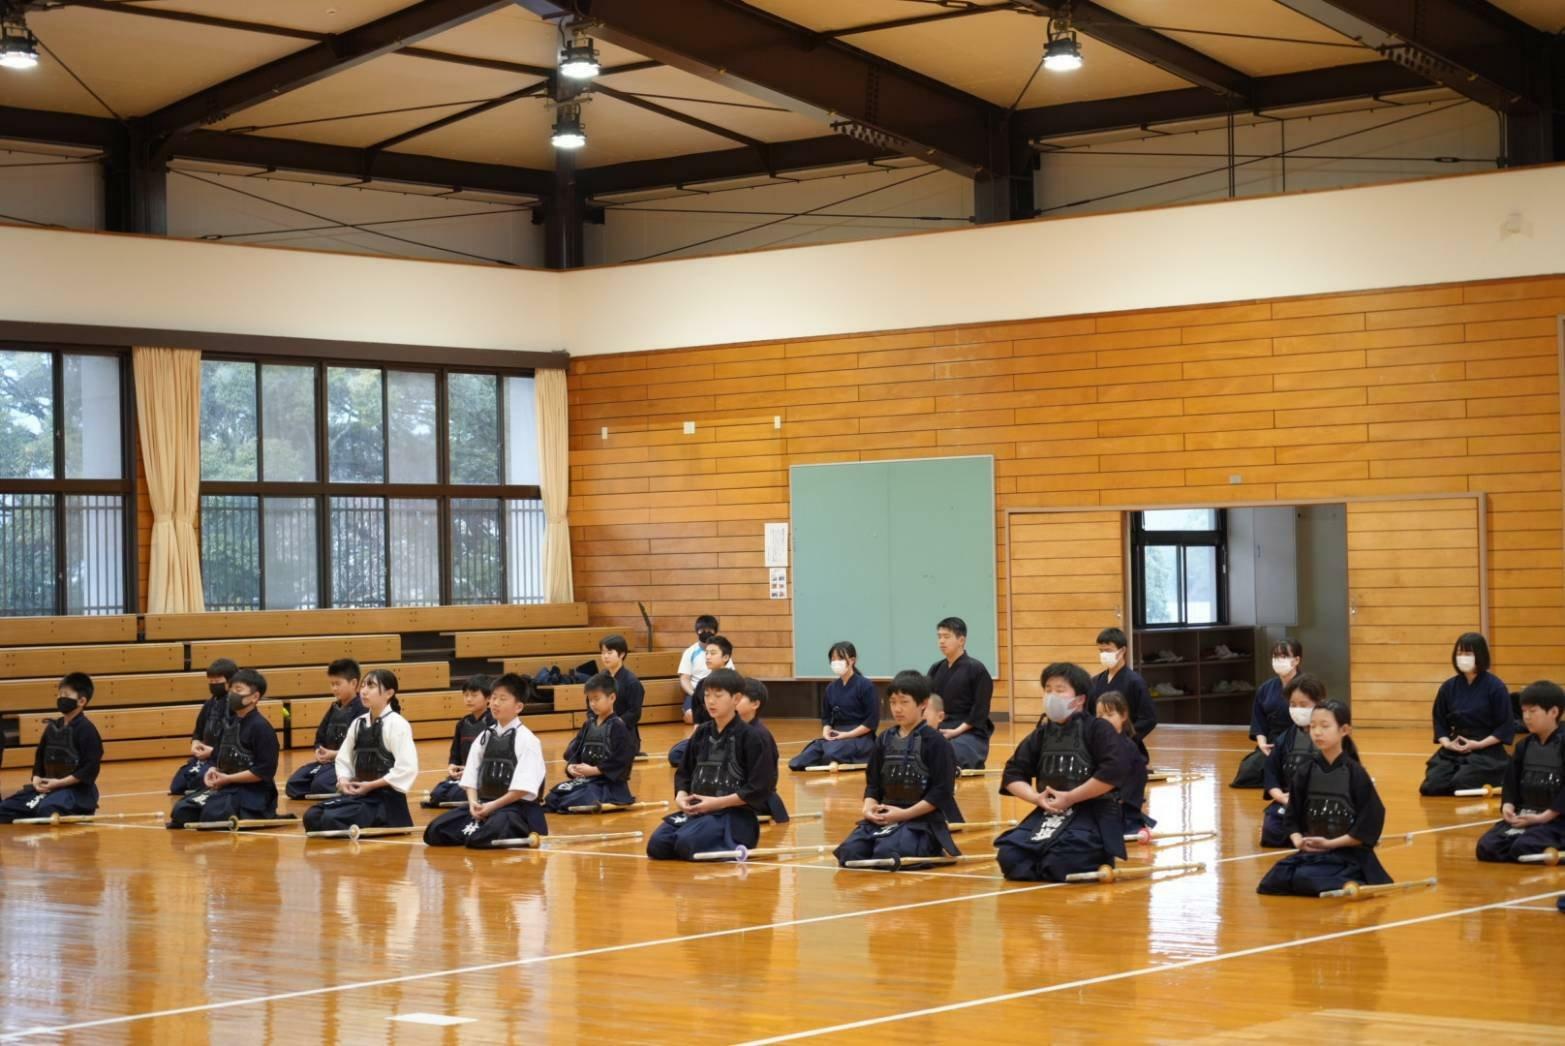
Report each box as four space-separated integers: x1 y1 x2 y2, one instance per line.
578 135 895 197
1275 0 1557 112
368 82 548 152
134 0 515 139
1015 60 1428 141
590 83 767 150
515 0 1003 176
823 3 1022 39
1013 1 1251 100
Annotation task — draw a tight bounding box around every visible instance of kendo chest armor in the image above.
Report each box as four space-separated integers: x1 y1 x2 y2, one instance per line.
353 717 397 781
200 701 228 748
1519 738 1565 814
455 716 487 764
1283 729 1317 781
477 729 519 801
41 719 78 779
691 729 744 796
881 730 930 807
1304 761 1356 839
578 719 612 767
320 702 358 749
1036 717 1094 792
215 716 254 775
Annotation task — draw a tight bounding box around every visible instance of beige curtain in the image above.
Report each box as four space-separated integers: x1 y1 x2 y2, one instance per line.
134 347 205 613
535 367 574 603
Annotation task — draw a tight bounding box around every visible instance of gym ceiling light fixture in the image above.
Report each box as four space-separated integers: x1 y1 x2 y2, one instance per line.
0 4 39 70
559 28 600 81
1043 4 1082 72
551 101 586 150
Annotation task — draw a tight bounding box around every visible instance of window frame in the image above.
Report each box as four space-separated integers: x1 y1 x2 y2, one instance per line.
1131 508 1227 628
0 343 137 616
197 354 541 609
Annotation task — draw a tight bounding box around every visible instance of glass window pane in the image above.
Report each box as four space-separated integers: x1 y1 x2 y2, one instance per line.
63 355 121 480
64 495 124 614
387 371 437 484
449 497 501 604
261 365 317 482
200 495 259 612
0 350 55 479
390 498 440 607
1142 508 1217 531
1185 545 1218 625
506 498 545 604
327 367 384 483
0 493 57 615
1143 546 1178 625
264 497 319 610
504 375 540 487
448 373 499 485
330 496 386 608
200 360 258 481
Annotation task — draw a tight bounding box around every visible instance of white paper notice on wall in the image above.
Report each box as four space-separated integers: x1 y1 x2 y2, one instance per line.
764 522 789 567
769 567 787 600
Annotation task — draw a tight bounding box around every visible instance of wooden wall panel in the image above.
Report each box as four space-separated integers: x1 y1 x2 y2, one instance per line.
568 276 1565 725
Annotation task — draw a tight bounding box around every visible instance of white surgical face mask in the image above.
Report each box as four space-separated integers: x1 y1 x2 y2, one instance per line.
829 659 848 677
1045 694 1075 723
1455 654 1477 673
1098 650 1119 668
1272 658 1294 677
1289 706 1313 728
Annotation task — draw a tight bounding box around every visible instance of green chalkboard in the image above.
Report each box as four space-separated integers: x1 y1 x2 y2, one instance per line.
790 455 997 679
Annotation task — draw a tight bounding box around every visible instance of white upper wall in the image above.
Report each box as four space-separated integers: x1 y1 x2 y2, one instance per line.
1 163 1562 357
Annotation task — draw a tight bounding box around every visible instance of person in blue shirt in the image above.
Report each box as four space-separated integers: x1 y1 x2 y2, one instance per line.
1231 640 1302 789
789 640 879 771
1420 632 1513 795
1476 680 1565 862
1260 674 1326 848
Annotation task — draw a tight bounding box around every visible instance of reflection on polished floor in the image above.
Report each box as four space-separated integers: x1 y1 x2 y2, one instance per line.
0 722 1558 1043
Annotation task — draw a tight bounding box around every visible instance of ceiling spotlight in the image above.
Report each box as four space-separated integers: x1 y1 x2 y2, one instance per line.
559 30 600 81
0 7 39 71
1044 8 1082 73
551 102 586 150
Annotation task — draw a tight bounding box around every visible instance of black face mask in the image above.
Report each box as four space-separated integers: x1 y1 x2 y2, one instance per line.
697 630 714 643
228 691 249 714
209 682 227 699
56 696 79 715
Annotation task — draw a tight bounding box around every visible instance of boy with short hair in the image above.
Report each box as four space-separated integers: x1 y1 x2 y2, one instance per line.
598 634 645 756
736 677 789 822
679 614 720 701
833 671 962 867
927 616 994 770
168 669 280 829
0 673 104 823
168 657 239 795
284 658 364 800
647 668 775 861
1088 627 1157 755
424 673 549 847
544 672 637 813
994 662 1132 881
668 634 736 766
423 674 496 808
1476 680 1565 863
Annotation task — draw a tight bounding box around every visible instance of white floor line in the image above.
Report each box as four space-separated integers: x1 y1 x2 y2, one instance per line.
730 888 1565 1046
1501 903 1562 913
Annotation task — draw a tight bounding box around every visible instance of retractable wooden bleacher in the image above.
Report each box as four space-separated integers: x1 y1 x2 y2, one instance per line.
0 604 687 765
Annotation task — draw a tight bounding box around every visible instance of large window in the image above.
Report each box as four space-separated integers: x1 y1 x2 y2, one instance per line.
1132 509 1226 627
198 360 543 611
0 347 133 616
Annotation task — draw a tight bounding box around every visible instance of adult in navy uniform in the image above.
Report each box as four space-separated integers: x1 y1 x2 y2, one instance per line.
0 673 103 823
995 663 1132 882
927 617 993 770
1260 674 1325 848
425 675 495 808
1420 632 1513 795
1231 640 1303 789
543 673 635 813
425 673 549 847
1258 700 1391 896
789 640 879 772
646 668 776 861
833 670 962 866
284 658 363 800
302 669 418 832
168 658 239 795
168 669 280 828
1475 681 1565 862
1087 628 1156 757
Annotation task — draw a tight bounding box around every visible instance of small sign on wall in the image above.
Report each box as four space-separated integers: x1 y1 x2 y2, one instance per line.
769 567 788 600
764 522 789 567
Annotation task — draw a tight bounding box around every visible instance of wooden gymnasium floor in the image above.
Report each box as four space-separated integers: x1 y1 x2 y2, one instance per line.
1 720 1560 1044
